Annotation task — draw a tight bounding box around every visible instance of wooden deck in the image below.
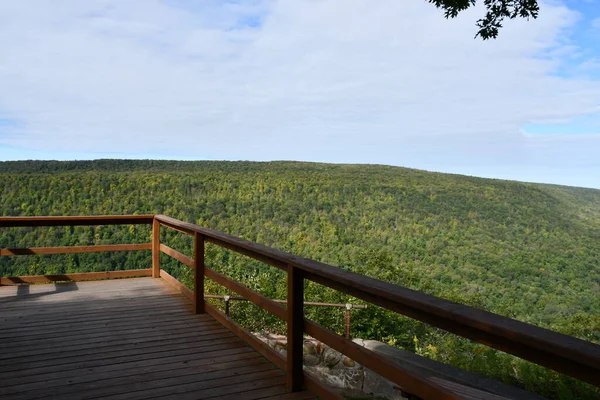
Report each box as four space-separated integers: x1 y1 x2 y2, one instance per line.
0 277 317 400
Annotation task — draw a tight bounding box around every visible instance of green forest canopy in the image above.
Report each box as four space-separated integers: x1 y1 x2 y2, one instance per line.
0 159 598 399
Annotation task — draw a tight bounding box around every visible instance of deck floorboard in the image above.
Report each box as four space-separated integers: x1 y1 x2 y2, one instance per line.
0 277 311 400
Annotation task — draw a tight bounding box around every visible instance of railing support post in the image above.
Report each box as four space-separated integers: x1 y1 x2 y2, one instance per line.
286 265 304 392
152 218 160 278
345 304 352 339
194 232 205 314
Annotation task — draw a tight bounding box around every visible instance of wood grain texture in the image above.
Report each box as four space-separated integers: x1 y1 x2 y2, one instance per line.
0 269 152 284
286 265 304 392
204 267 286 320
194 232 205 314
0 243 151 256
303 319 458 399
160 269 193 301
204 302 342 400
0 277 309 400
152 218 161 278
154 214 600 388
0 215 154 227
159 243 194 268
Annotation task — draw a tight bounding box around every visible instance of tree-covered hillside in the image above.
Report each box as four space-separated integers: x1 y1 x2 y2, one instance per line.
0 160 598 399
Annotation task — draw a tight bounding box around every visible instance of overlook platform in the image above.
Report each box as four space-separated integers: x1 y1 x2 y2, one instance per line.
1 215 599 400
0 277 315 400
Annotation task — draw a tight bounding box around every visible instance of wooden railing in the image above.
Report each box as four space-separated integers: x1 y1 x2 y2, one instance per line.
0 215 154 283
1 214 599 400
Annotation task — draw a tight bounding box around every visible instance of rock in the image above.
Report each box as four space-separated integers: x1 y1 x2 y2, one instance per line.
322 347 342 367
303 341 317 355
303 353 321 366
306 366 364 392
342 356 356 368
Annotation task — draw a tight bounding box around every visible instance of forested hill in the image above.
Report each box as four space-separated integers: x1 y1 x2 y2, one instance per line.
1 159 599 398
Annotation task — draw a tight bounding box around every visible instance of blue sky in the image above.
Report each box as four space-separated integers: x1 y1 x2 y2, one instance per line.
0 0 599 188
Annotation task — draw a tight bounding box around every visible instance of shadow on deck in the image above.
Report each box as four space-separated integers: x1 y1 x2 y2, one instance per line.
0 278 316 400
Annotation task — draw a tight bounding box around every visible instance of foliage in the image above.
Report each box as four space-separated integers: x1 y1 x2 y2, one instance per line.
0 159 598 399
427 0 540 39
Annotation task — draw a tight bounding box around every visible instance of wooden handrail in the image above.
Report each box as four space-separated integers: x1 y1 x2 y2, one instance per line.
0 215 154 227
155 214 600 389
0 243 151 256
3 215 599 398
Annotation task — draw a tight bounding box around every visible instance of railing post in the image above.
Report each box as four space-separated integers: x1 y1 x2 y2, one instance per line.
194 232 205 314
152 218 160 278
224 295 231 316
345 304 352 339
286 265 304 392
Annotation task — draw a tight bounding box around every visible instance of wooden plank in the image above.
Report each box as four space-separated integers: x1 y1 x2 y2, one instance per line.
0 329 234 363
2 350 260 390
0 355 267 397
113 371 285 400
152 218 160 278
260 391 318 400
205 267 286 320
303 319 459 399
154 214 600 387
0 215 154 227
204 303 338 399
0 316 224 347
160 269 193 300
33 360 275 400
0 299 193 327
155 215 287 270
214 384 291 400
0 243 151 256
160 244 194 268
0 325 230 362
302 269 600 388
158 219 195 236
0 346 255 382
0 293 188 315
0 276 162 293
0 339 248 374
0 327 229 360
0 311 215 342
167 375 287 400
286 265 304 392
194 232 205 314
0 269 152 284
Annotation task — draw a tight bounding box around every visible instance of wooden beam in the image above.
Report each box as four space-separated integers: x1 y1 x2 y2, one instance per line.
205 302 286 370
0 243 151 256
303 319 459 399
286 265 304 392
194 232 205 314
204 267 286 320
153 214 600 387
160 269 193 301
0 215 154 227
152 219 160 278
0 269 152 285
204 302 342 400
159 244 194 268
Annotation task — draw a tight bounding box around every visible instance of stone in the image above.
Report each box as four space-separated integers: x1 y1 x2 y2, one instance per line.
303 353 321 366
303 340 318 355
322 347 342 367
342 356 356 368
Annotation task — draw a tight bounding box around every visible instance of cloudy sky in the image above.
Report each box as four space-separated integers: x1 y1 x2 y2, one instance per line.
0 0 599 188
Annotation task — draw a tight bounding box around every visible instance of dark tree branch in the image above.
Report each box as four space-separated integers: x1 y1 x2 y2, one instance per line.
427 0 539 39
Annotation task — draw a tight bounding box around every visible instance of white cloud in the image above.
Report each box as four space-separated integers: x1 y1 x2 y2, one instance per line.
0 0 599 187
